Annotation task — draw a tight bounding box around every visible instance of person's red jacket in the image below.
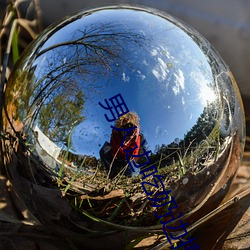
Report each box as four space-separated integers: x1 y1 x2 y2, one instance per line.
110 127 140 159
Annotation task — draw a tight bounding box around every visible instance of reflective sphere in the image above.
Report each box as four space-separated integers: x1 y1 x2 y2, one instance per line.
2 5 245 247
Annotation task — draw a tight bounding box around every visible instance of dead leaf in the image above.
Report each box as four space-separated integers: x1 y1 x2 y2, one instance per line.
80 189 125 201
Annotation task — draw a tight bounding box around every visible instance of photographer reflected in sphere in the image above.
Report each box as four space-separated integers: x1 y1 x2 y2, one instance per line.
100 112 141 179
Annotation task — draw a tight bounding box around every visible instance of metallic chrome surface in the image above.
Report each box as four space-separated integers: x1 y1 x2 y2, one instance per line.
2 5 245 239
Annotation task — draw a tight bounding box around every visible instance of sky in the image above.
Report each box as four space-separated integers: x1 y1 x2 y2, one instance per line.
31 8 218 158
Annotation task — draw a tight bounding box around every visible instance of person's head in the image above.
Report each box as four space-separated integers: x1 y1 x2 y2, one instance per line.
114 112 140 139
115 112 140 130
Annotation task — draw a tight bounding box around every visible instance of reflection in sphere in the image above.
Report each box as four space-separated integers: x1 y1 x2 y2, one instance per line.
2 5 245 248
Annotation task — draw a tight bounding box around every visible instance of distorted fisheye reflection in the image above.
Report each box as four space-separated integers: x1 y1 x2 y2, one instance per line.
100 112 141 179
2 5 245 237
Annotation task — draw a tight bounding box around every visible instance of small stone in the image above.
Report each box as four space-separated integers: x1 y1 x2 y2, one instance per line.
182 178 189 185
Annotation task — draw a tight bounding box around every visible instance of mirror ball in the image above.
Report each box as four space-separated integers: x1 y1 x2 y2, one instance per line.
2 5 245 244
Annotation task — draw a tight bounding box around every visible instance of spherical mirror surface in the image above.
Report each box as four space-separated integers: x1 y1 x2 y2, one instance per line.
2 5 245 242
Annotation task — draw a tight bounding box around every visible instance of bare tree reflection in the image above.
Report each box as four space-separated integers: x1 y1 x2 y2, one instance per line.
20 21 149 145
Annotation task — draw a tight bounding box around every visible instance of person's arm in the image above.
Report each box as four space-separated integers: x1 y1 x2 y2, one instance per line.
133 134 140 156
110 130 121 157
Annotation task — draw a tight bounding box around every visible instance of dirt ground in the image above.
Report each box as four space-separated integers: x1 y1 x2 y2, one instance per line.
0 155 250 249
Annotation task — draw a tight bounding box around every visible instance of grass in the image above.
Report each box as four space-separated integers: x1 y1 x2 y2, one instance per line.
54 119 226 227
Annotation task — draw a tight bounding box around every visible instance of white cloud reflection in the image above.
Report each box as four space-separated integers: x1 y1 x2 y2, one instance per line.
150 48 158 57
172 69 185 95
122 72 130 82
198 85 216 104
190 71 216 104
137 70 146 80
152 57 169 82
182 96 185 105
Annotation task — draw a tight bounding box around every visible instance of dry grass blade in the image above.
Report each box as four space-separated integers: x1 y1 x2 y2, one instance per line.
0 0 42 131
16 19 38 39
